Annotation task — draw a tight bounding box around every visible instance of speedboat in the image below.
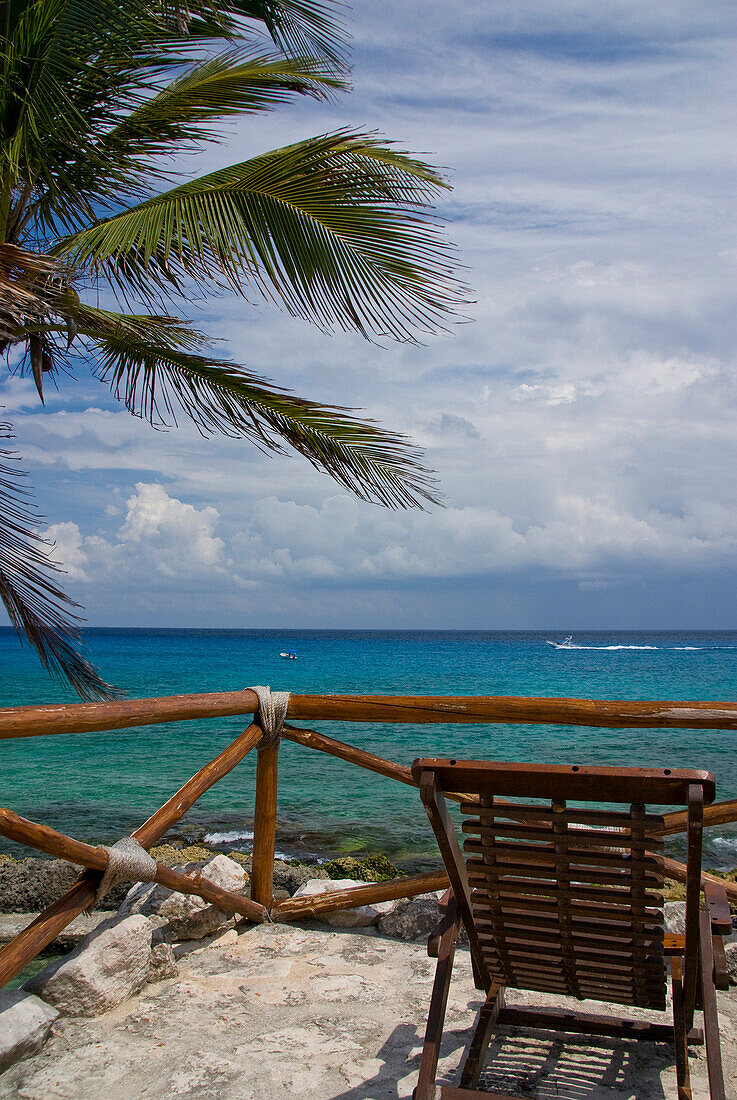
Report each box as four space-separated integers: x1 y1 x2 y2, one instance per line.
279 651 298 660
546 635 574 649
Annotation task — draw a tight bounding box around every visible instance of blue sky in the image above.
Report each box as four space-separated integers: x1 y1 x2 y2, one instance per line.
3 1 737 630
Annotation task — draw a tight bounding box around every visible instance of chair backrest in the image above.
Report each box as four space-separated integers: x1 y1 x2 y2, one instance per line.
412 759 715 1012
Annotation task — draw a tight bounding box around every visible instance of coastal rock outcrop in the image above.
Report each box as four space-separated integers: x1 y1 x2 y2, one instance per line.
119 854 247 940
0 858 129 913
0 991 59 1072
377 892 443 940
26 915 152 1016
291 878 396 927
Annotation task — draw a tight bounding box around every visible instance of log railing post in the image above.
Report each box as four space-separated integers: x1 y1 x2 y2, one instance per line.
251 739 279 908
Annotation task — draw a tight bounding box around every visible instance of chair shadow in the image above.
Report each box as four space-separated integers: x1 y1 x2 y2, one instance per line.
475 1026 671 1099
327 1020 672 1099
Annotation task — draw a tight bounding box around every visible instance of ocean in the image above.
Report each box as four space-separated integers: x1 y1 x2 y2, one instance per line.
1 628 736 872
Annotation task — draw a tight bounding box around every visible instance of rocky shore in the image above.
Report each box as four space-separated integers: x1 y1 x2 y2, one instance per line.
0 845 401 915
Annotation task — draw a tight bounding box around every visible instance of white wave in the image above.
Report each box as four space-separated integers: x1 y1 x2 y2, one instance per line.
710 836 737 852
552 644 737 651
204 829 254 845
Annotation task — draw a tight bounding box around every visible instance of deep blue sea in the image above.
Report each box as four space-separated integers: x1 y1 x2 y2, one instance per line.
1 628 736 872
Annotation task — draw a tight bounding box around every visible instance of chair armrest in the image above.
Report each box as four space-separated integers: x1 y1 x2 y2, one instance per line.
704 880 733 935
428 893 459 958
712 932 730 991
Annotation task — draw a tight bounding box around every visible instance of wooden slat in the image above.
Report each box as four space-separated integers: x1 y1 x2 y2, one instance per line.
495 1005 680 1042
472 893 662 922
476 912 662 942
463 837 663 870
461 803 665 829
462 819 665 849
468 860 662 889
470 879 664 905
479 931 662 962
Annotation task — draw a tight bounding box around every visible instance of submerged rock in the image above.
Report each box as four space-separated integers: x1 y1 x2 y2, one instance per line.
0 991 58 1072
120 854 247 941
291 878 396 927
323 854 401 882
26 915 151 1017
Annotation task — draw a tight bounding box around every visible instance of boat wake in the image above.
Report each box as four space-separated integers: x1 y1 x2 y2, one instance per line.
549 644 737 651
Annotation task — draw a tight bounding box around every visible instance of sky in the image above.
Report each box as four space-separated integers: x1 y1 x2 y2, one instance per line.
3 0 737 631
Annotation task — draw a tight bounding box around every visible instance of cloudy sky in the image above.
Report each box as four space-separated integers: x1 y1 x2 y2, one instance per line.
3 1 737 630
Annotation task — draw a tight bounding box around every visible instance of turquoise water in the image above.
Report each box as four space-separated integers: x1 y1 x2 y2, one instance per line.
1 628 736 870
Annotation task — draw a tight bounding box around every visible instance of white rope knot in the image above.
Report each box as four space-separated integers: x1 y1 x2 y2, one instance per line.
250 685 290 748
94 836 157 904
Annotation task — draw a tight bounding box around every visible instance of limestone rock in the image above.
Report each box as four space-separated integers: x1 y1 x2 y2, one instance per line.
120 854 246 941
725 941 737 985
377 892 443 940
148 942 178 983
0 991 58 1072
291 878 396 928
0 859 129 913
273 860 328 895
664 901 686 934
26 915 152 1017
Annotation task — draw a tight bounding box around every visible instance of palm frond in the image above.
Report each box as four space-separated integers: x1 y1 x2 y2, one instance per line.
0 420 121 699
95 50 344 174
55 131 468 341
77 311 439 508
175 1 349 67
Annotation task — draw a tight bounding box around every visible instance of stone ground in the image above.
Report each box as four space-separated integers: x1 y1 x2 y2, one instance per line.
1 922 735 1099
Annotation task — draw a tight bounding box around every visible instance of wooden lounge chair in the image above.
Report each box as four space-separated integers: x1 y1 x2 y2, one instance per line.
411 758 730 1099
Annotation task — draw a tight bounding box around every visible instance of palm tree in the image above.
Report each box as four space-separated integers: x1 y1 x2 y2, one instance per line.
0 0 466 698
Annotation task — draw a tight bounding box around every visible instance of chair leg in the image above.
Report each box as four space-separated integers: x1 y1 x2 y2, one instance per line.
671 957 692 1100
459 981 505 1090
415 908 461 1100
699 907 726 1100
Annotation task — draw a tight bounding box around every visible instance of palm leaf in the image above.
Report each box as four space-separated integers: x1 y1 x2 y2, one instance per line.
0 421 120 700
177 1 349 67
92 50 343 184
55 131 467 341
75 310 439 508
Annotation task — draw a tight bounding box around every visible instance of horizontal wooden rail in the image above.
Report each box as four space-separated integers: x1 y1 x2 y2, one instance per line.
290 694 737 729
4 691 737 740
0 723 263 989
273 870 449 922
0 689 260 740
661 855 737 906
662 798 737 837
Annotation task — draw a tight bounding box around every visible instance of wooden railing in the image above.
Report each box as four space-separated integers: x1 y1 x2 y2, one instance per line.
1 690 736 991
